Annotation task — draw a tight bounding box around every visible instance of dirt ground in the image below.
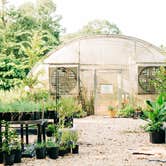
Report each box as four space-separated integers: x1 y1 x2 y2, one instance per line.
15 116 166 166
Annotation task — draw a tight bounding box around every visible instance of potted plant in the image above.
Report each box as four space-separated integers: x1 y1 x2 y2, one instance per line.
59 145 70 156
59 129 75 155
2 121 15 165
143 94 166 143
108 105 116 118
13 145 22 163
35 142 46 159
70 131 79 154
22 144 35 158
3 144 15 166
11 131 22 163
46 139 59 159
57 97 80 128
46 124 57 137
133 105 143 119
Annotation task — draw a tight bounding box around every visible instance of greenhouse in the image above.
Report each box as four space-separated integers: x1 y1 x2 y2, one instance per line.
32 35 166 115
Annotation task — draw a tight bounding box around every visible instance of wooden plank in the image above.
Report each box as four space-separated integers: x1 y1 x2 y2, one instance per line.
10 119 48 125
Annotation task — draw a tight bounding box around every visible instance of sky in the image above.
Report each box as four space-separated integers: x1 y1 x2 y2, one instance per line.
10 0 166 46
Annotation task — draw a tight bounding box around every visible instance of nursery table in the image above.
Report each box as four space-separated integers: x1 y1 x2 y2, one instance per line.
9 119 48 150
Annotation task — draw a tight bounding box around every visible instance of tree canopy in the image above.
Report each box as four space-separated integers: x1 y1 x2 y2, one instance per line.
62 19 121 41
0 0 62 90
80 19 121 35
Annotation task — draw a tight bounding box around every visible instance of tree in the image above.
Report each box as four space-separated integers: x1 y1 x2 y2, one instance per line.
80 19 121 35
0 0 62 90
21 30 50 68
0 54 26 90
62 19 121 41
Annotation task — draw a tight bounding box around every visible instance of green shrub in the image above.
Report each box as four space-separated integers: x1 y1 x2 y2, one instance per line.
35 142 46 149
44 99 57 111
117 104 135 118
46 139 59 148
0 100 40 113
108 105 114 111
57 97 82 128
22 90 50 102
59 129 78 149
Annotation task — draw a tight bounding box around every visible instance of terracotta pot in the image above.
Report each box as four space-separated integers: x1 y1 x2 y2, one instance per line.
109 110 116 118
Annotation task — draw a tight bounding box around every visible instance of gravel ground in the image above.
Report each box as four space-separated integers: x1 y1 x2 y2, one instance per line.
15 116 166 166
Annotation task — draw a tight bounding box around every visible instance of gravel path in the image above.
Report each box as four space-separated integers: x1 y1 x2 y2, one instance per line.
15 116 166 166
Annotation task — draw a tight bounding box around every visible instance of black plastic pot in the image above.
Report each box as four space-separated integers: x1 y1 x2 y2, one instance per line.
0 152 3 163
45 111 59 122
47 147 59 159
33 112 41 120
36 147 46 159
47 111 55 119
13 149 22 163
72 145 79 154
11 112 20 121
2 112 12 121
59 148 70 156
46 130 53 137
150 130 165 143
21 112 32 121
3 152 15 166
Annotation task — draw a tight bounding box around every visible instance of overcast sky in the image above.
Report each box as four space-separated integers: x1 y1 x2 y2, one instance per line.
11 0 166 46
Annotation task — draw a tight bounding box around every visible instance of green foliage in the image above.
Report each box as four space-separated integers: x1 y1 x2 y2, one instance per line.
0 100 40 112
117 104 135 118
44 99 57 111
59 129 78 149
108 105 114 111
57 97 82 128
0 54 27 90
2 121 20 154
143 93 166 132
69 131 78 148
0 0 62 90
26 90 50 102
152 67 166 93
80 19 121 35
23 74 40 90
46 139 59 148
47 124 58 135
0 88 25 103
35 142 46 149
73 109 87 118
62 19 121 41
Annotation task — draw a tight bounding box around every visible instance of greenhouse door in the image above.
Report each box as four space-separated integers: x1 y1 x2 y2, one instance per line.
94 70 120 116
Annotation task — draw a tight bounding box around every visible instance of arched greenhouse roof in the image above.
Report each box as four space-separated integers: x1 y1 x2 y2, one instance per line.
43 34 166 65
